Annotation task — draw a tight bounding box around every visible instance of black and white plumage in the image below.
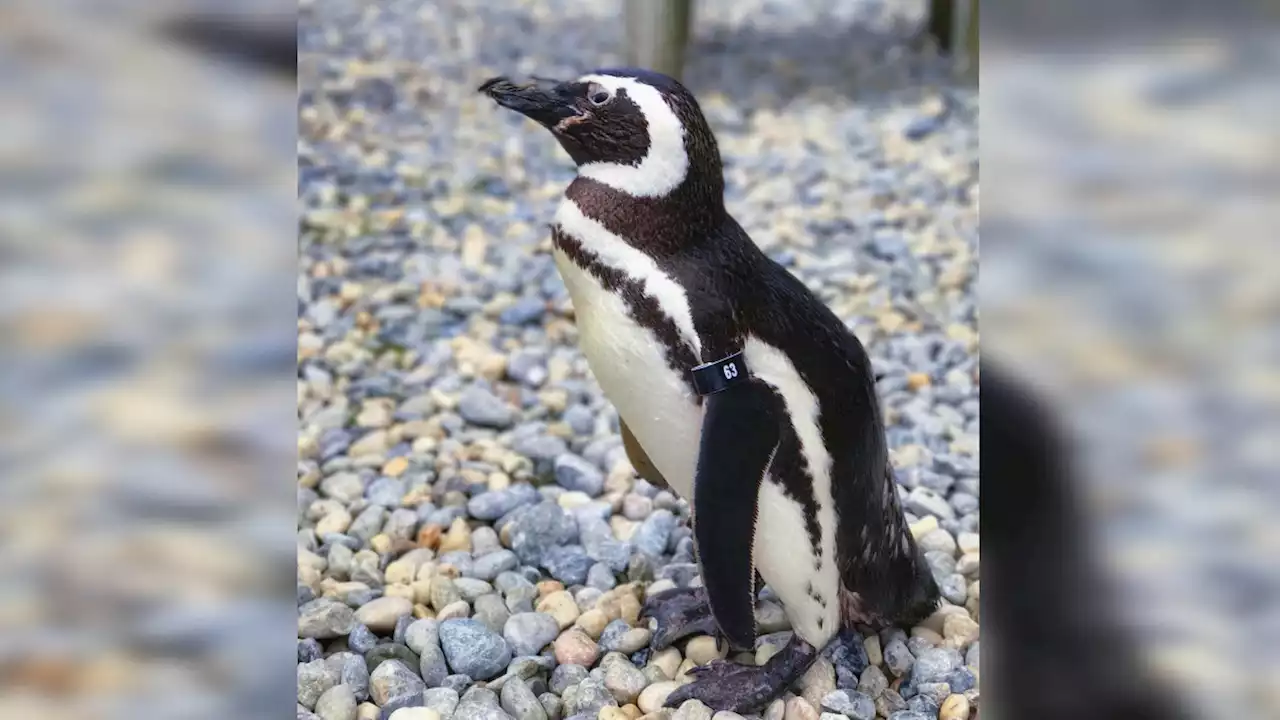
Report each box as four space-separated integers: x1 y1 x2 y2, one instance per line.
482 69 938 710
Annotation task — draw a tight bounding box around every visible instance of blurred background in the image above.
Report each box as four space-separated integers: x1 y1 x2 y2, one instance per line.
0 1 1275 720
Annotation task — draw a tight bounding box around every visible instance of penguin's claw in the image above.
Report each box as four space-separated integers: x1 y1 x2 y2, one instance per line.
663 661 786 713
640 586 706 620
663 636 820 714
641 586 721 651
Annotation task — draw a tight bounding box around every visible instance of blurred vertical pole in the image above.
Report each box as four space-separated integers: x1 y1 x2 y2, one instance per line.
927 0 978 84
963 0 978 84
625 0 693 81
927 0 956 52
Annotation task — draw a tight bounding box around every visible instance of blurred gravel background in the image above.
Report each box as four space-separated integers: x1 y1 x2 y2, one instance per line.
298 1 977 720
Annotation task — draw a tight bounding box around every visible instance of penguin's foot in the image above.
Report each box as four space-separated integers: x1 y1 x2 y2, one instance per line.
640 586 721 651
663 635 821 713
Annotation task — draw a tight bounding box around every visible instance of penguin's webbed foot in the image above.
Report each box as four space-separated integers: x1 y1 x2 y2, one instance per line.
663 635 820 713
640 586 721 651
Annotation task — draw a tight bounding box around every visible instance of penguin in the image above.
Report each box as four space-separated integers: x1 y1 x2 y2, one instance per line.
481 69 939 712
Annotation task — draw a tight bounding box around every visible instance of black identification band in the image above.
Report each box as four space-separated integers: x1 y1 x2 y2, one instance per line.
690 351 750 396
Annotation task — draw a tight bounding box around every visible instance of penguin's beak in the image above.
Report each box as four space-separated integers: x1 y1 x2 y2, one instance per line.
479 76 583 128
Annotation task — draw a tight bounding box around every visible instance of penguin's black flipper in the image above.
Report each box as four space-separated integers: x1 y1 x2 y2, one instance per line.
692 379 781 652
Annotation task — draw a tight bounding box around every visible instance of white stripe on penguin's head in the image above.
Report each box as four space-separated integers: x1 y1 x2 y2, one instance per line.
573 74 689 198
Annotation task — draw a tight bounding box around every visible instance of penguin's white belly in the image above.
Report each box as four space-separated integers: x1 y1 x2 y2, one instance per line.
552 250 842 647
552 249 702 500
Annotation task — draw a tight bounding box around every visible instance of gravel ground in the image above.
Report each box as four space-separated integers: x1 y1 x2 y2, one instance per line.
297 2 978 720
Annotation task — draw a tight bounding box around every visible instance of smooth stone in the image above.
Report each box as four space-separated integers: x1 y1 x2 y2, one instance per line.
601 656 647 704
883 639 914 677
798 657 836 712
820 690 874 720
358 597 414 633
504 613 561 656
566 677 616 715
300 598 358 639
912 648 959 683
316 684 359 720
939 694 970 720
550 663 589 695
388 710 440 720
500 676 548 720
405 620 441 657
473 550 520 581
858 665 889 698
684 636 725 666
439 619 513 681
637 682 678 714
553 629 600 667
783 697 818 720
538 694 562 720
370 660 427 706
423 688 461 719
379 694 427 720
474 594 512 634
299 659 340 710
458 387 515 429
536 590 580 629
367 644 421 675
554 454 604 496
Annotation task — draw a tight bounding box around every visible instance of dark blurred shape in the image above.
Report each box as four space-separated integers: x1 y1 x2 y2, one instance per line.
161 14 296 77
983 362 1192 720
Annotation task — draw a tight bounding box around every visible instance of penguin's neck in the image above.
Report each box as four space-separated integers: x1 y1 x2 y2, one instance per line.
563 174 726 259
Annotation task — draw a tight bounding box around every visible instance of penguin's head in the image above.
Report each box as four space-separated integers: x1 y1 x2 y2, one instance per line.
480 68 722 199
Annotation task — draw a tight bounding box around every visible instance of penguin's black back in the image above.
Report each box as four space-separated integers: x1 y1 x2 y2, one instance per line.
680 215 940 626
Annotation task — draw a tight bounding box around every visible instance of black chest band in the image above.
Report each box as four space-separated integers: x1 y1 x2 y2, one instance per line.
690 351 750 396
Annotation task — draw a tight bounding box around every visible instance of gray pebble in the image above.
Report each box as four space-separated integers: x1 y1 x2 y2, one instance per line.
905 487 954 521
424 687 462 719
911 648 959 683
455 578 497 602
326 652 369 703
542 546 593 585
299 598 358 639
883 638 914 677
459 387 516 429
379 692 426 719
473 593 513 633
553 454 604 496
565 677 616 715
550 664 588 695
367 644 421 675
504 612 561 656
820 690 875 720
298 658 340 709
940 574 968 604
632 509 676 557
586 563 617 591
500 676 549 720
299 638 323 663
370 659 426 706
439 618 513 681
472 526 503 556
857 665 888 698
916 682 951 705
315 683 358 720
470 490 526 521
473 550 520 580
538 693 563 720
600 656 647 704
905 694 939 715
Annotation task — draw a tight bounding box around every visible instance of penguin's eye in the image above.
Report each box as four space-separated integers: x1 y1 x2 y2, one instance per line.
589 90 612 106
